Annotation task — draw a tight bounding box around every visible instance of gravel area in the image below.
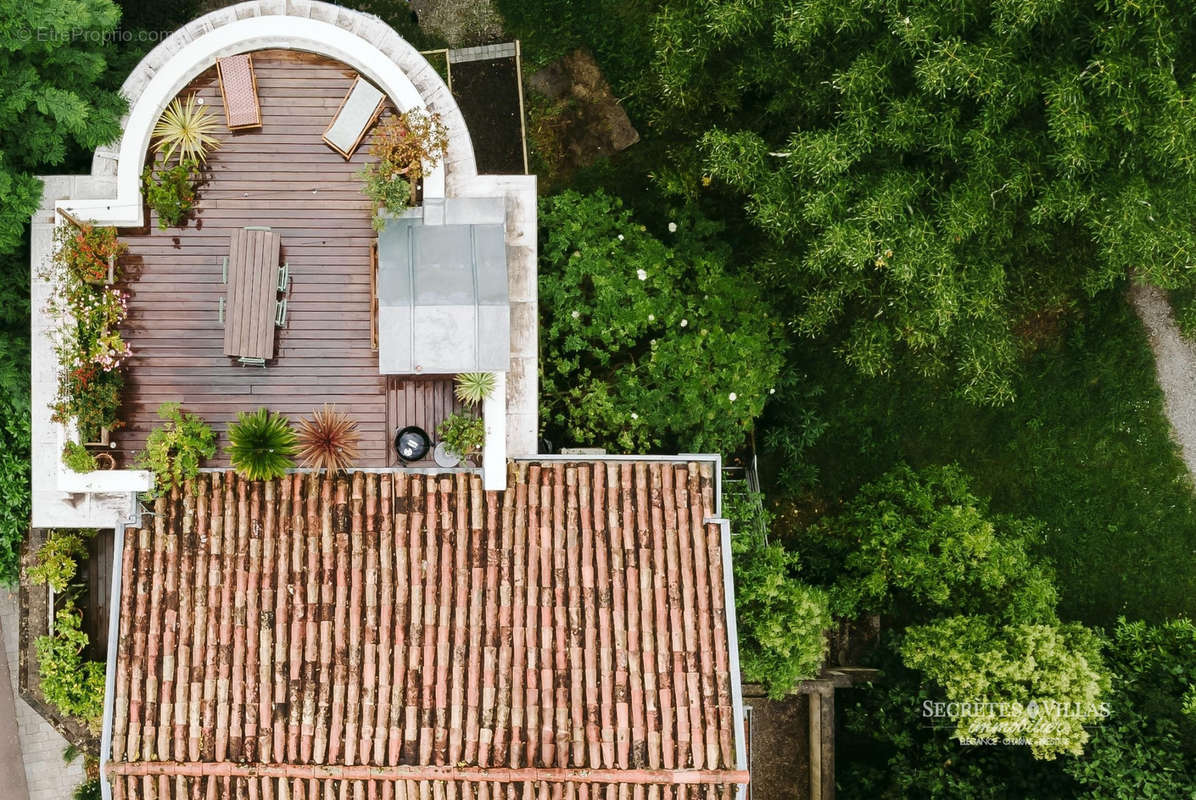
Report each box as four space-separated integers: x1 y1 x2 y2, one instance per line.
1128 281 1196 477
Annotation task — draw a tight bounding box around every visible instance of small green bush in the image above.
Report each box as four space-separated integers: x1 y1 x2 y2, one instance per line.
437 412 485 461
138 402 216 497
73 779 101 800
61 442 96 473
35 602 105 729
726 486 831 698
226 408 297 481
27 529 90 593
141 159 198 229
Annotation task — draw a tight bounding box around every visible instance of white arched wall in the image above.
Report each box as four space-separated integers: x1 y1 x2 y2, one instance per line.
61 1 478 226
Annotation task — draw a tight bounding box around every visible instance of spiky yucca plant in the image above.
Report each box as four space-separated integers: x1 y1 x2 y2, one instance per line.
226 408 297 481
152 95 221 165
454 372 496 406
296 405 360 473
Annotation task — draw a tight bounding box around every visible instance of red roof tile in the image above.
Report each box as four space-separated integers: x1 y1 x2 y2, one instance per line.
107 462 745 799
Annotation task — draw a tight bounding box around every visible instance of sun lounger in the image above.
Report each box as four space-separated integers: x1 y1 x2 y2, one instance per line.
217 54 262 130
323 76 386 159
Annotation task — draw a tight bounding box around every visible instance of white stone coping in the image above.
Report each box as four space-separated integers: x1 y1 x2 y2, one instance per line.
482 372 507 491
62 0 480 226
55 422 153 495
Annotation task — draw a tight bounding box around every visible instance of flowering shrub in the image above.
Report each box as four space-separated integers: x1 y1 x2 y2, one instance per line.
53 224 124 285
51 366 123 443
358 109 448 228
539 190 784 453
45 225 131 441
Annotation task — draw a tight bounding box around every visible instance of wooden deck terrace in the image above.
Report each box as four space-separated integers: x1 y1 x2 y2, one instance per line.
114 50 461 468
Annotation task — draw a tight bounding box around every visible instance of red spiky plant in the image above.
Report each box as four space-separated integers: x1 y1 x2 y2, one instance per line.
296 404 360 473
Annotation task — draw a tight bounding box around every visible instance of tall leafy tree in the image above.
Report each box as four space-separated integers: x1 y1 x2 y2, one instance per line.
653 0 1196 403
802 464 1059 624
902 616 1109 759
0 0 126 582
0 0 126 255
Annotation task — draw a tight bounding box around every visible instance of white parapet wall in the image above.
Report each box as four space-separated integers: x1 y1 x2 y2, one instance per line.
482 372 507 491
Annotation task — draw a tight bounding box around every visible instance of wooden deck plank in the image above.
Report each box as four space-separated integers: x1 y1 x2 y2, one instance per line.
114 50 453 469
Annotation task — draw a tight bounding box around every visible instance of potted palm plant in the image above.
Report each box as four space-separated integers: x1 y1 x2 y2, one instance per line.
226 408 297 481
296 405 360 473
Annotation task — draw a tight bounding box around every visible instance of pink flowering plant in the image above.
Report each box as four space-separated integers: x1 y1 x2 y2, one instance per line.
44 224 132 440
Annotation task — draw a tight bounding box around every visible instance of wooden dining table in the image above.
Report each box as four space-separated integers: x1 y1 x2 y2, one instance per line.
223 228 281 360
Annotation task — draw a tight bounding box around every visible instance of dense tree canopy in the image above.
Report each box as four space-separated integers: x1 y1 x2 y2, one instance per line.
1065 618 1196 797
803 464 1058 624
0 0 125 254
653 0 1196 402
902 616 1109 759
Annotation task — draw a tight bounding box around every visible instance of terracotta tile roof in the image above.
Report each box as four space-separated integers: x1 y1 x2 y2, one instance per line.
106 461 746 799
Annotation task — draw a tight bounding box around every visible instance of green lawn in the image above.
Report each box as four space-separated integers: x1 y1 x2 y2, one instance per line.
772 287 1196 626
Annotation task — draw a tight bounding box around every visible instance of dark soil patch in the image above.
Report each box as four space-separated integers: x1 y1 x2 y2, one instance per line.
451 56 525 175
524 49 639 189
744 685 810 799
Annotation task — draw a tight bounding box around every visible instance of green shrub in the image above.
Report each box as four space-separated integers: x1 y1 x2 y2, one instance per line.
35 602 105 729
226 408 297 481
27 530 90 593
73 779 101 800
0 337 31 586
539 190 784 453
726 486 830 698
141 159 198 229
437 412 485 461
61 442 96 473
138 402 216 497
805 464 1059 626
1065 618 1196 796
901 616 1110 760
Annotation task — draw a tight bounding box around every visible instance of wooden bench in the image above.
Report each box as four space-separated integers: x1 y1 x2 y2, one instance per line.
222 228 282 362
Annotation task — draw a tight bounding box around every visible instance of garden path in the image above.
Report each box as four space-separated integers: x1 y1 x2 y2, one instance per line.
1129 282 1196 479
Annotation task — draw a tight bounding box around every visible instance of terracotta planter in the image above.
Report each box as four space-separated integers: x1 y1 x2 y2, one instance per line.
93 452 116 470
